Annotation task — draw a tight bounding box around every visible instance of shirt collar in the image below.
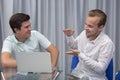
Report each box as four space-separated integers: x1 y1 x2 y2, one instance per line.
89 32 104 45
12 34 31 44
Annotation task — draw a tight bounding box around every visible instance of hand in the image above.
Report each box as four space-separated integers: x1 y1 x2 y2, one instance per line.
52 66 59 79
52 66 58 72
63 29 75 36
65 49 80 56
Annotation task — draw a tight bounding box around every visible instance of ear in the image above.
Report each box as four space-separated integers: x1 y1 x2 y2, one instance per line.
14 28 20 33
99 25 104 32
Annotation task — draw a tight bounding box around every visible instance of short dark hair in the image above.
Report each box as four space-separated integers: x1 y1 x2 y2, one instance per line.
9 13 30 33
88 9 107 26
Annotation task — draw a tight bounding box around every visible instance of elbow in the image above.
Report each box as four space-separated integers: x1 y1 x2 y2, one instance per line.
1 61 9 68
52 45 59 56
56 48 59 55
97 68 105 74
94 65 106 74
53 47 59 60
56 49 59 59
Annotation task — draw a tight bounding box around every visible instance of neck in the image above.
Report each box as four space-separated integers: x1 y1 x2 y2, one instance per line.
15 34 26 42
89 32 101 41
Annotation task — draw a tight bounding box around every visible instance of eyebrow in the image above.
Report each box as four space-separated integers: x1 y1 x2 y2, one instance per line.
85 23 94 27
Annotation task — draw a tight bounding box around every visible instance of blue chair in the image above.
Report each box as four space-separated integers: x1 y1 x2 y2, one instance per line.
71 55 79 70
71 55 113 80
106 59 113 80
116 71 120 80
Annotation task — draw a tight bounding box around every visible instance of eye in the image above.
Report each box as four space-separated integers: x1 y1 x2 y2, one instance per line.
88 25 94 28
85 23 94 28
25 24 31 28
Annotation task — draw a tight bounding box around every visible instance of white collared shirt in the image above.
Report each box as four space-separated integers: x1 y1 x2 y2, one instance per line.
66 30 114 80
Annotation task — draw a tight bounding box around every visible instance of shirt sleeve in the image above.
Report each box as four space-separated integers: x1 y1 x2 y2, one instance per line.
1 40 12 53
34 31 51 49
78 41 114 74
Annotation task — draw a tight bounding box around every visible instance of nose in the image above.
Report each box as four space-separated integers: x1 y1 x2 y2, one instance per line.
84 24 89 30
29 26 32 30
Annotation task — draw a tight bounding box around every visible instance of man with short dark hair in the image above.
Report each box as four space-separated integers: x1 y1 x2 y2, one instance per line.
1 13 59 71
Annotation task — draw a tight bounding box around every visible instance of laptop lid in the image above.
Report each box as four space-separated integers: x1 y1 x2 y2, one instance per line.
15 52 52 73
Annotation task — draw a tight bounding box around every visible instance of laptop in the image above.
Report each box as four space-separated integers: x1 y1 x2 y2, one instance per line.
15 52 52 73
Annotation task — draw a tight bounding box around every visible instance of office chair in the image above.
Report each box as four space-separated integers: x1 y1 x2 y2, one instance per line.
116 71 120 80
106 59 113 80
71 55 79 70
71 55 113 80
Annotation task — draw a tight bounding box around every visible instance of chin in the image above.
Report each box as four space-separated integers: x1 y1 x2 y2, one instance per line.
27 34 31 38
86 33 89 37
86 34 90 38
86 36 89 38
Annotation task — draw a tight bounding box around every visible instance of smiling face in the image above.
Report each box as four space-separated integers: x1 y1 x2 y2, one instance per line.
84 16 103 40
14 20 32 42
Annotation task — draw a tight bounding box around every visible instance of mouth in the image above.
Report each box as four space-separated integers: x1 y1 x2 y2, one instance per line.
86 30 90 34
28 31 31 34
85 31 90 37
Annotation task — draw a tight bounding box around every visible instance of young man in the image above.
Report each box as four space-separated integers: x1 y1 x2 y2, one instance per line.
1 13 59 71
63 9 114 80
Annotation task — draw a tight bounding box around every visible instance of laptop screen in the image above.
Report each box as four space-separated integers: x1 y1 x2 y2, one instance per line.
15 52 52 73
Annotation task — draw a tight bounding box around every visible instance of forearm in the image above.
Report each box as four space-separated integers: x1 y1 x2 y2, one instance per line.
79 53 112 74
46 44 59 67
2 58 17 68
51 48 59 67
1 52 17 68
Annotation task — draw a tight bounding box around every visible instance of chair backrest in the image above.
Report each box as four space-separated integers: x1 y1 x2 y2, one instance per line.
116 71 120 80
71 55 113 80
106 59 113 80
71 55 79 70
